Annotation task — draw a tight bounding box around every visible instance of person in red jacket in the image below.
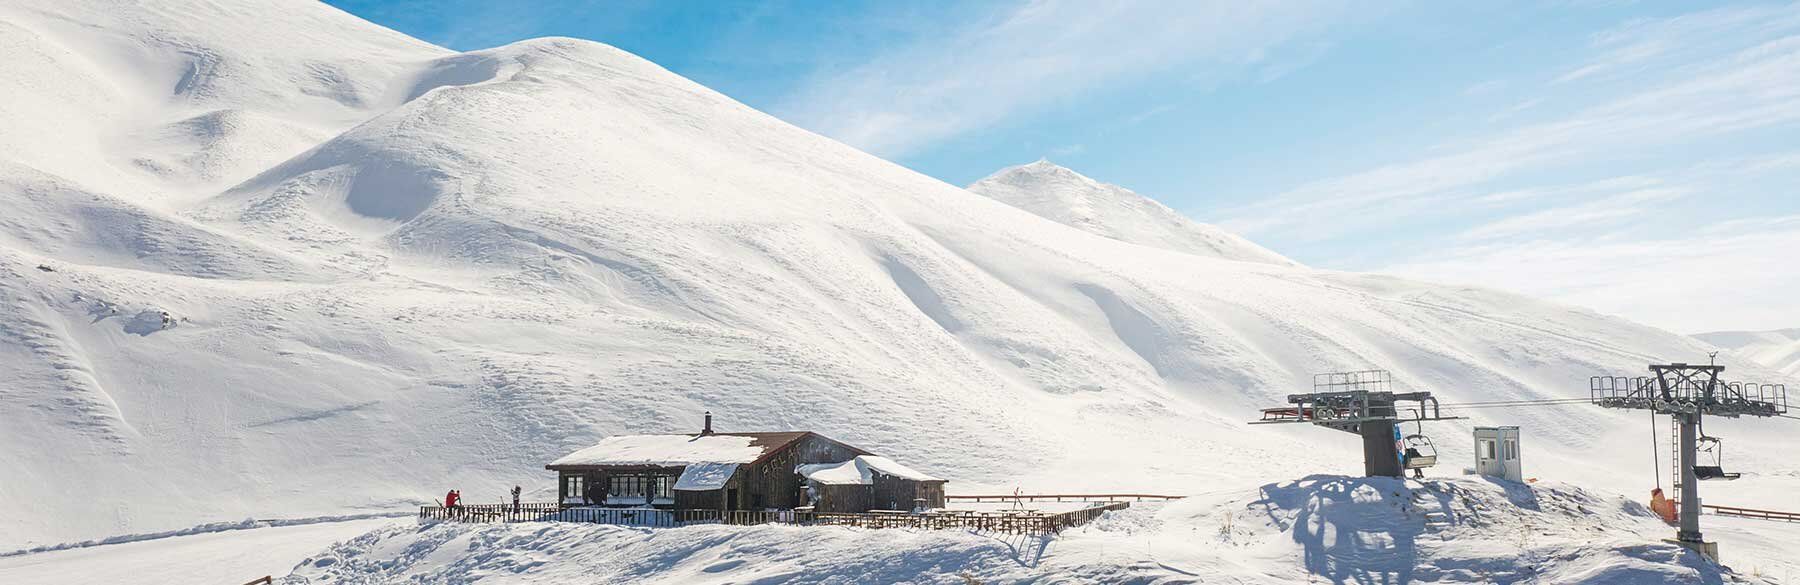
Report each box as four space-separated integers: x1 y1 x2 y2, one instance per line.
445 489 461 517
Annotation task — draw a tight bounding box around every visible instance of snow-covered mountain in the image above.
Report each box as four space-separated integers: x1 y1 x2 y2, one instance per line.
968 160 1295 266
1 0 1793 566
1696 328 1800 379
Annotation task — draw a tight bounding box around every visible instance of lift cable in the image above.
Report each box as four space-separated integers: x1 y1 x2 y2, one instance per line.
1436 398 1590 406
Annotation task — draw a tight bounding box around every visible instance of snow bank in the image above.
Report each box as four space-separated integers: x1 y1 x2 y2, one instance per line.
282 521 1057 584
1098 475 1745 584
549 435 765 467
279 475 1758 584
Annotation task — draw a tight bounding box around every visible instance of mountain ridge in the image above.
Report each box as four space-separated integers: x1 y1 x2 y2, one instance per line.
968 159 1296 266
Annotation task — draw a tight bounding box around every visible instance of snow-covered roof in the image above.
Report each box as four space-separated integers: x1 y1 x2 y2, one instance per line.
796 456 944 486
549 434 766 468
673 462 739 491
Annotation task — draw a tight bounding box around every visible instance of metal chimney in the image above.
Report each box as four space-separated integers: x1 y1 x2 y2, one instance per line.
702 411 714 435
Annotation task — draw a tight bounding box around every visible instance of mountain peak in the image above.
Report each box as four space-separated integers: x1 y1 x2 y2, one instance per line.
968 162 1296 266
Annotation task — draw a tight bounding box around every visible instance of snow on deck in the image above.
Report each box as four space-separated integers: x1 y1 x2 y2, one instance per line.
550 435 765 467
796 455 943 486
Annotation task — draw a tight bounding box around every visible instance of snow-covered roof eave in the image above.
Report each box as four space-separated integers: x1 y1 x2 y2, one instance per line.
548 434 766 468
796 455 946 486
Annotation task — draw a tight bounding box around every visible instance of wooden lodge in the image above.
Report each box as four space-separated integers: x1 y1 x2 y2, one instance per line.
546 414 946 513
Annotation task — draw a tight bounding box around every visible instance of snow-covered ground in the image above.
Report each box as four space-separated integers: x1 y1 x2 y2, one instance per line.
0 518 399 585
1697 328 1800 380
2 0 1797 581
277 477 1785 584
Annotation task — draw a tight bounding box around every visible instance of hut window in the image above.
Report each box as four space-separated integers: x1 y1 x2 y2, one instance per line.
565 476 584 499
609 475 642 498
608 474 674 500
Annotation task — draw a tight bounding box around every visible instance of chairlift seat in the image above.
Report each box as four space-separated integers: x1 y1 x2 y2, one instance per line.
1404 455 1437 469
1692 466 1741 481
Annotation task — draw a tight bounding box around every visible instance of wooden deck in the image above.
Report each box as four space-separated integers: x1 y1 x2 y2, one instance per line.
418 501 1131 536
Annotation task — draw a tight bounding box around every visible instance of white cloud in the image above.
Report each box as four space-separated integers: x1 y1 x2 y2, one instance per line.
1382 216 1800 333
774 0 1351 157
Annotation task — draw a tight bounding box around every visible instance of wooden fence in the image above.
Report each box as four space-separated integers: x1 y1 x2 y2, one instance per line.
1703 504 1800 523
417 502 1132 535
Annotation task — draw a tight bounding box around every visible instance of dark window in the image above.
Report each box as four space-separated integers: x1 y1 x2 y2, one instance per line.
565 475 584 501
608 474 674 501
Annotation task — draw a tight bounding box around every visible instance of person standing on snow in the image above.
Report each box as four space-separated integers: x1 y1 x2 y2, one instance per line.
445 489 461 517
511 485 521 513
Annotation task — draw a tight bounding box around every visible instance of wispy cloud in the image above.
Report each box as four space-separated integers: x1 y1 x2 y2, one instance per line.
774 0 1352 157
1220 3 1800 244
1214 3 1800 331
1383 215 1800 333
1459 186 1686 241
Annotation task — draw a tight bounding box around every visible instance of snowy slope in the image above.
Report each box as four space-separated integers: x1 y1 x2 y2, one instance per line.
1697 328 1800 380
968 160 1295 266
1 0 1794 565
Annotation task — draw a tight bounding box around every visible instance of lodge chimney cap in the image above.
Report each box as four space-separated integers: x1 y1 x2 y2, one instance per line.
702 411 714 435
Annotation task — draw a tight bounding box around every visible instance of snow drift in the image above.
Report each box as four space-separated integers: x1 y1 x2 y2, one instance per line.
0 2 1794 573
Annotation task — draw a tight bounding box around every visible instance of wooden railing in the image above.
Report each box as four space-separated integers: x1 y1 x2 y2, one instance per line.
416 502 1131 535
418 503 565 523
1704 504 1800 522
943 493 1186 503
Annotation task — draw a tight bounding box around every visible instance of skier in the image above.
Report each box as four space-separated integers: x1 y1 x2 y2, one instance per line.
511 485 521 513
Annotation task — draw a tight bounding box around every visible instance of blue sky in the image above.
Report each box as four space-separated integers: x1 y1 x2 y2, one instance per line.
325 0 1800 334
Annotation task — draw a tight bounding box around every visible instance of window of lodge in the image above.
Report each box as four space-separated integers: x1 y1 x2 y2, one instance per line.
564 475 584 501
607 474 674 501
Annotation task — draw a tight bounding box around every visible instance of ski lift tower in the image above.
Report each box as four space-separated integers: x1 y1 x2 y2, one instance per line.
1590 363 1788 562
1251 370 1463 477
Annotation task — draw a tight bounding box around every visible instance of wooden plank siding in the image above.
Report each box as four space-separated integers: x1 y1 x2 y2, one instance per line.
731 433 867 510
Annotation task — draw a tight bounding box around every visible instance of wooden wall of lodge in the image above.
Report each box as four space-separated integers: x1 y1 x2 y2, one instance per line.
813 473 946 513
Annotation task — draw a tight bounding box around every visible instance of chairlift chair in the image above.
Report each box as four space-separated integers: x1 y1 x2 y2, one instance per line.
1692 435 1741 481
1402 434 1438 470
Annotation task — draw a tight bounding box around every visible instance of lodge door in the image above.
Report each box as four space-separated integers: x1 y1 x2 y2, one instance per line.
726 489 739 511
